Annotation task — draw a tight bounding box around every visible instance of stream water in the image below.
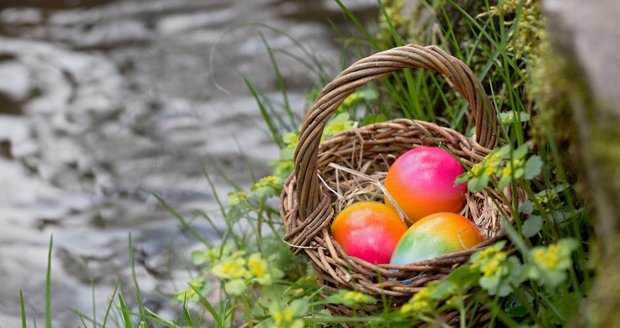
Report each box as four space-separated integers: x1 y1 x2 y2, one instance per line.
0 0 377 326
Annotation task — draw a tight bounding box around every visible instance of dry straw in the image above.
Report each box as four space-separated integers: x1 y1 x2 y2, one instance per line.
279 44 525 322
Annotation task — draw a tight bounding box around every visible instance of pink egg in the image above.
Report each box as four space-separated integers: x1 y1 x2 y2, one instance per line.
384 146 467 224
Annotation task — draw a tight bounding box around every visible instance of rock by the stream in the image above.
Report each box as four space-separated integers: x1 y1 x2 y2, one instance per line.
544 0 620 326
543 0 620 250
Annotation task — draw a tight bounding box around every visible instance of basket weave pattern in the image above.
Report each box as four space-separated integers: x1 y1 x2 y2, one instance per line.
280 44 514 316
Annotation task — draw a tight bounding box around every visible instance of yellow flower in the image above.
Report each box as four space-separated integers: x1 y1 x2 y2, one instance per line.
248 253 272 285
273 311 282 322
471 163 485 176
178 278 204 300
343 291 366 303
211 257 248 280
502 159 524 178
323 113 355 138
445 295 460 308
476 245 499 262
272 307 300 328
228 191 249 205
282 132 299 149
400 303 414 314
533 245 561 270
481 252 507 277
283 308 295 322
399 286 436 315
502 165 513 178
412 287 432 302
252 176 281 191
342 92 363 108
400 299 432 314
411 300 431 313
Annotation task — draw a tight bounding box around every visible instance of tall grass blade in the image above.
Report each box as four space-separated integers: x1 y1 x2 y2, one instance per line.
117 293 133 328
181 301 195 326
199 164 228 223
333 0 379 50
91 283 96 328
147 191 212 246
244 78 283 148
378 0 404 46
45 235 53 328
128 234 144 321
19 290 26 328
101 284 120 328
259 33 297 128
143 308 177 327
69 308 98 328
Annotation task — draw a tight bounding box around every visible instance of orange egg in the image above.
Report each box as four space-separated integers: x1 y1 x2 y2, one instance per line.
331 201 408 264
384 146 467 224
390 212 484 265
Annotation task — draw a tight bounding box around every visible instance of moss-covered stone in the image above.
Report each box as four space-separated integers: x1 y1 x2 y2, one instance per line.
544 0 620 326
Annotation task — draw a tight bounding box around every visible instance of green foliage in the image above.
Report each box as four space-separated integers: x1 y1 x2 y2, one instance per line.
456 144 543 192
324 290 377 308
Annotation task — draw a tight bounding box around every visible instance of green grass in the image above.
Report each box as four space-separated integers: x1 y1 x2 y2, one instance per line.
19 0 591 327
46 235 53 328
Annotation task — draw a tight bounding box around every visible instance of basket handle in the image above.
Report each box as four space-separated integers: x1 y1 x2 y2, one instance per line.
294 44 499 219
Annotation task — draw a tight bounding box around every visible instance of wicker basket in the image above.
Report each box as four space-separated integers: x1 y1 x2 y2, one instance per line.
279 44 519 322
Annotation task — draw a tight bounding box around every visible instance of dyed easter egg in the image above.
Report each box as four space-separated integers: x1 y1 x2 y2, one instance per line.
390 212 484 265
331 201 408 264
384 146 466 224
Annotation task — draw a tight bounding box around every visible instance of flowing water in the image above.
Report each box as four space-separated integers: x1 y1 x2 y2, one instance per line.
0 0 377 325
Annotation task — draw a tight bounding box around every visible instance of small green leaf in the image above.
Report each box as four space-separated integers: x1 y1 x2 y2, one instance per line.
522 215 543 238
226 205 246 223
503 291 531 318
514 167 525 179
495 145 512 158
542 270 568 288
506 256 525 281
499 111 531 124
454 173 470 186
543 293 581 325
324 112 355 137
268 300 281 316
480 274 509 296
558 238 579 253
524 156 543 179
280 147 295 160
282 132 299 147
520 200 534 214
498 175 512 190
446 268 480 292
254 318 274 328
289 299 310 317
431 280 456 301
468 175 489 192
224 279 247 296
513 144 529 159
290 319 305 328
191 251 209 265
